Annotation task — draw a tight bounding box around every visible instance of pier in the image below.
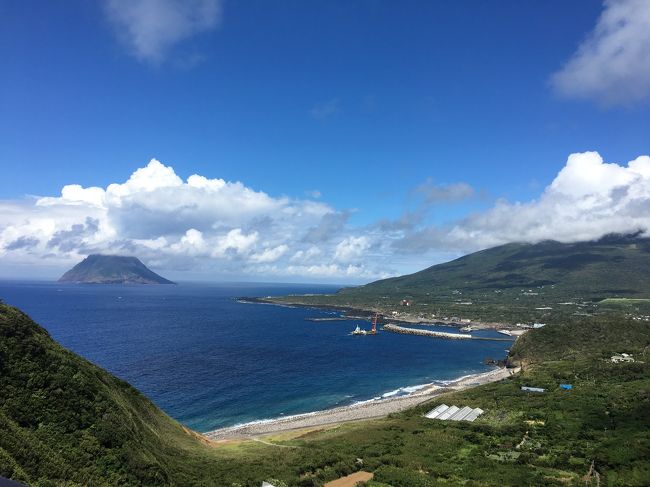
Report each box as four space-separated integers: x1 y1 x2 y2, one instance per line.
382 324 515 342
305 316 361 322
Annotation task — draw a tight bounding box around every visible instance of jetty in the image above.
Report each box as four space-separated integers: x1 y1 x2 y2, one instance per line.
305 316 361 322
383 323 471 339
383 324 514 342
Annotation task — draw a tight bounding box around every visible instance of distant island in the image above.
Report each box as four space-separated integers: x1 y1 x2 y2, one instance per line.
58 254 175 284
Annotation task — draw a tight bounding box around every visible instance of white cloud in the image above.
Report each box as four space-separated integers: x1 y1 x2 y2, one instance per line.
104 0 222 64
549 151 639 196
249 244 289 263
398 152 650 253
1 158 392 282
4 152 650 283
284 263 387 280
133 236 168 250
334 236 371 263
212 229 259 258
290 246 322 263
170 228 207 255
551 0 650 106
38 159 297 240
36 184 106 208
108 158 183 197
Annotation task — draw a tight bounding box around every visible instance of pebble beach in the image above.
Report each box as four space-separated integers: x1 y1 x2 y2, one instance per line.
205 366 515 440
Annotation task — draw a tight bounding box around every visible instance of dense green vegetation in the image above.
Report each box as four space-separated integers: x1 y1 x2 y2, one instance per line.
266 235 650 324
256 318 650 486
2 300 649 486
58 254 174 284
0 303 221 485
353 234 650 299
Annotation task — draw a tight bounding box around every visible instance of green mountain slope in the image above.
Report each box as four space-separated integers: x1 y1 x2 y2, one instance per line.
346 234 650 299
58 255 174 284
0 302 317 486
0 303 215 485
266 235 650 323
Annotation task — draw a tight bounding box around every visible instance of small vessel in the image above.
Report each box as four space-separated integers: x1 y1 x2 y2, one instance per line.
351 313 382 336
460 326 475 332
497 329 513 336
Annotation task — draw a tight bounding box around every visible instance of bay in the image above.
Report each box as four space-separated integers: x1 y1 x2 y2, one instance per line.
0 281 508 432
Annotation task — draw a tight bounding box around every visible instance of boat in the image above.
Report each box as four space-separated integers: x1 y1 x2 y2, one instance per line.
351 313 382 335
497 329 513 336
351 325 367 335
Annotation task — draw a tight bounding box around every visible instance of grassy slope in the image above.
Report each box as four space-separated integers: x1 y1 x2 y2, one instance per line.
267 236 650 324
0 303 289 486
350 236 650 297
2 303 650 486
258 318 650 486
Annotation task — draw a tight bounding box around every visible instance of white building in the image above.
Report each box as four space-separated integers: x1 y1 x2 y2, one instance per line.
611 353 635 363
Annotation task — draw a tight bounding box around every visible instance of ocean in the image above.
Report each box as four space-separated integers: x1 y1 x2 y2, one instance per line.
0 281 509 432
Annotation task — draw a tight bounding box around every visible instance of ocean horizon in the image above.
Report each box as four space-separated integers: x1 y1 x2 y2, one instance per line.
1 280 508 432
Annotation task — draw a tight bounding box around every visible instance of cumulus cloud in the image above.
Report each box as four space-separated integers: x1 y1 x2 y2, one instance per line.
104 0 222 63
4 152 650 282
551 0 650 106
249 244 289 263
334 236 372 263
398 152 650 253
0 158 391 282
38 160 294 240
290 246 322 263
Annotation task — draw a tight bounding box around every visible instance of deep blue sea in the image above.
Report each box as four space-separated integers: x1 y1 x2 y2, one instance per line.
0 281 510 432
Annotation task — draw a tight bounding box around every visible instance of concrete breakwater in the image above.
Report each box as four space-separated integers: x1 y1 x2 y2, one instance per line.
383 324 514 342
383 323 472 339
305 316 364 322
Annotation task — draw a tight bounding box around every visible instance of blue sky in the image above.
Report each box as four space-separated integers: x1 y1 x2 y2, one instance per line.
1 0 650 282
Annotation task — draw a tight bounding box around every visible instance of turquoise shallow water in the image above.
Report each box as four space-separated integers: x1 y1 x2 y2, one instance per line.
0 281 509 432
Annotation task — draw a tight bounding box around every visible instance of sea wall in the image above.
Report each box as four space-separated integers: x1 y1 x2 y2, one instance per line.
383 323 472 339
383 324 515 342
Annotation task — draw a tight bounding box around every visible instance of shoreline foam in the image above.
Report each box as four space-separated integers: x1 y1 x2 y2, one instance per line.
204 366 516 440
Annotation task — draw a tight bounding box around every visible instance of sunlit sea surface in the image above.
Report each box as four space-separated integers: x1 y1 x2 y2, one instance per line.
1 281 509 432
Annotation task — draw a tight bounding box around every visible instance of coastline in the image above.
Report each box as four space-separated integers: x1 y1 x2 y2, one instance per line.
204 366 517 441
236 296 510 331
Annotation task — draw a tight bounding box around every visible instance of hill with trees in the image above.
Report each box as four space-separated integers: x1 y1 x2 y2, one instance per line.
265 234 650 323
